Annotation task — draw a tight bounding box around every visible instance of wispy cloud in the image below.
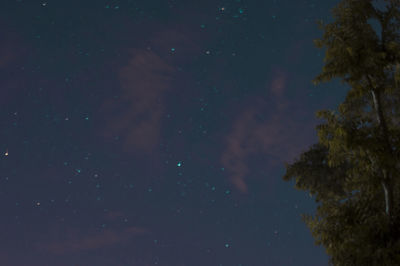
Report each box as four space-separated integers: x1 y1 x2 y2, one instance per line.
37 226 148 254
99 24 202 155
221 68 312 193
0 21 28 105
101 48 175 154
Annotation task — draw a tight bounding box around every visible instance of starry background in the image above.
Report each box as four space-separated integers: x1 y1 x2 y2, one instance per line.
0 0 350 265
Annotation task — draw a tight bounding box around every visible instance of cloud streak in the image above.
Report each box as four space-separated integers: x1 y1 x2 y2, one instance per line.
101 48 175 154
0 21 28 106
99 25 202 155
221 68 312 193
37 226 148 254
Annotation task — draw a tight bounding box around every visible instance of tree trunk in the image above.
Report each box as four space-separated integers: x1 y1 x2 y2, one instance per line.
381 172 393 217
370 87 395 218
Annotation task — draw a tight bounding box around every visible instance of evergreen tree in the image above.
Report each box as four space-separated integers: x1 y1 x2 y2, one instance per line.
283 0 400 264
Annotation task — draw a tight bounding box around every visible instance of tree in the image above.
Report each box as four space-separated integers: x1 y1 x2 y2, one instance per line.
283 0 400 264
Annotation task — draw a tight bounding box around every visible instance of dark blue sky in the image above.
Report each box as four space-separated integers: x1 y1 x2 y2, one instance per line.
0 0 349 265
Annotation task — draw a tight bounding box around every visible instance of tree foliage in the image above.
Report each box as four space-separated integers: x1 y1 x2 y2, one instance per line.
283 0 400 265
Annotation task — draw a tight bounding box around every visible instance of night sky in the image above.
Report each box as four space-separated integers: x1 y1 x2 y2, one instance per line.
1 0 350 265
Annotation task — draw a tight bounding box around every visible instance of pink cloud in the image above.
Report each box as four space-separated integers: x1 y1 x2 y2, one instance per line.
101 48 175 154
0 28 23 69
269 68 286 98
99 25 202 155
221 69 313 193
104 210 125 221
37 226 148 254
0 44 16 69
0 21 28 105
